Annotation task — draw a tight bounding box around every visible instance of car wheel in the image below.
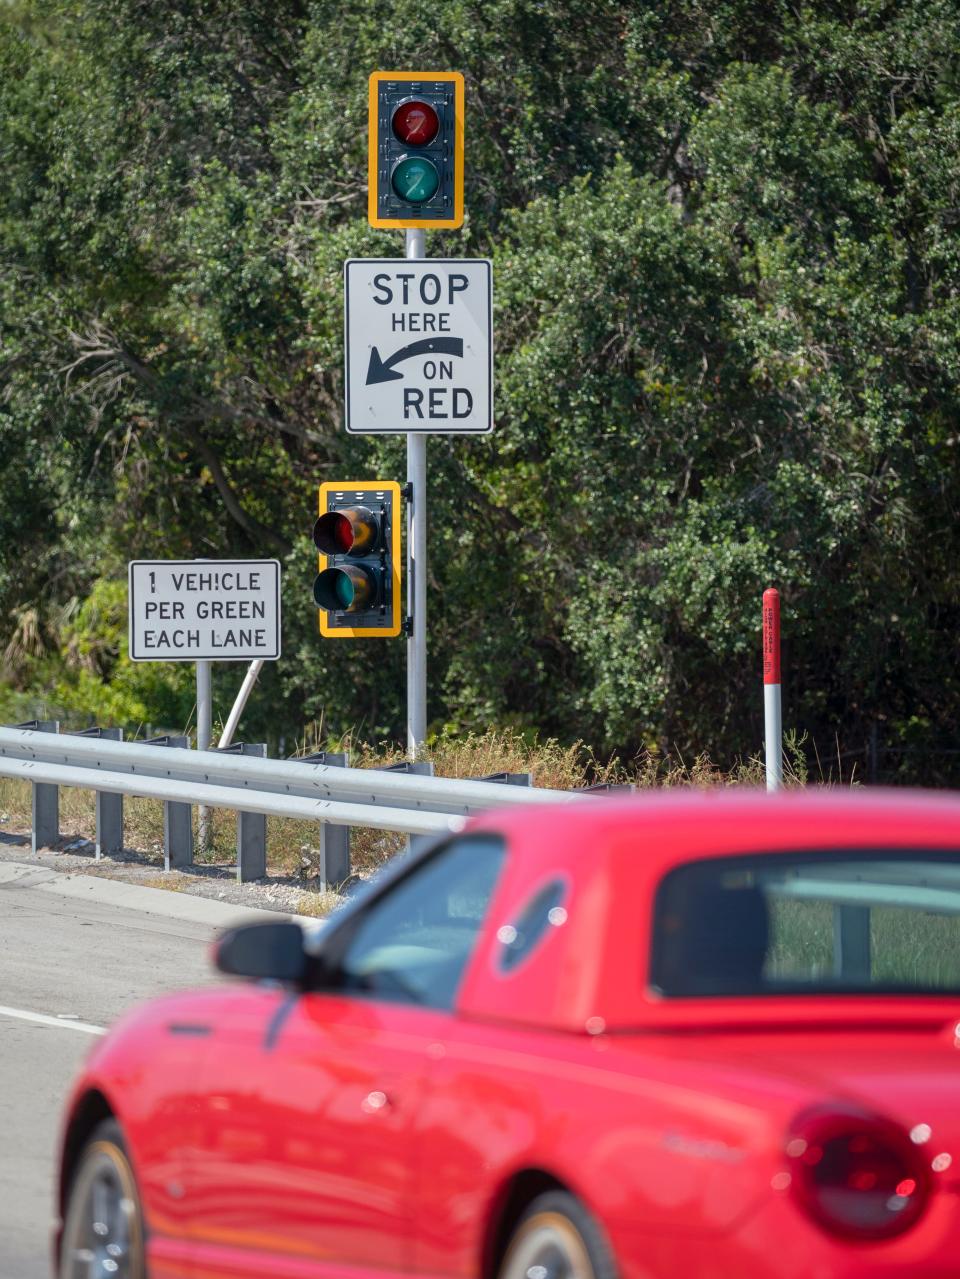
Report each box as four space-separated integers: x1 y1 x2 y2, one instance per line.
59 1118 146 1279
499 1190 616 1279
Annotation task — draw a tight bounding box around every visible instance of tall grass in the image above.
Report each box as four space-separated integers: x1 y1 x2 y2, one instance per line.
766 898 960 988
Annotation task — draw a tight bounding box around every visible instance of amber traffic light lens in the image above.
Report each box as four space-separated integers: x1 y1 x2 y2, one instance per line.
391 100 439 146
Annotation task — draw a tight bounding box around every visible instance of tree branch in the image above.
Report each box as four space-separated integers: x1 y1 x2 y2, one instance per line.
63 322 326 445
177 422 290 556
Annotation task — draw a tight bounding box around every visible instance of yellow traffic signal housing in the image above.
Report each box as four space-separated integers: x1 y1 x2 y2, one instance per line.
314 481 402 638
368 71 464 230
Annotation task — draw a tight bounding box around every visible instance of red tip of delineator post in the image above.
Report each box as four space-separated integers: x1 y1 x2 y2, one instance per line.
763 587 781 685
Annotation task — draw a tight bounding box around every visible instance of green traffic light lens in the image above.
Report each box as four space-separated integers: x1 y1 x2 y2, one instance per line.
334 573 354 609
314 565 376 614
314 569 355 612
391 156 440 205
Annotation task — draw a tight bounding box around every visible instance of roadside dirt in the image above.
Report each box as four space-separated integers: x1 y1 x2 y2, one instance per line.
0 827 343 917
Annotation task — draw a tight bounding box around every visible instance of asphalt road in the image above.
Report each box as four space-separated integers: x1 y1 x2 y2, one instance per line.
0 860 278 1278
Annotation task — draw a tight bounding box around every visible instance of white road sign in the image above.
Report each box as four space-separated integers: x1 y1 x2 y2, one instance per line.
344 258 492 434
128 560 281 662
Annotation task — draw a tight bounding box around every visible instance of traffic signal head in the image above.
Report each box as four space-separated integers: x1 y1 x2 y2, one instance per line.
368 71 464 230
314 482 402 637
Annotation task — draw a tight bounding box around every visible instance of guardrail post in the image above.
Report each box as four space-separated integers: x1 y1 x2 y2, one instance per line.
382 760 435 776
72 727 124 859
16 721 60 852
300 751 350 890
379 761 435 855
217 742 268 882
833 904 871 982
479 771 533 787
144 735 193 871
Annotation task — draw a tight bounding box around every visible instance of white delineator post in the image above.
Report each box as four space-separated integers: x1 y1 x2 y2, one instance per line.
405 226 428 758
763 587 783 791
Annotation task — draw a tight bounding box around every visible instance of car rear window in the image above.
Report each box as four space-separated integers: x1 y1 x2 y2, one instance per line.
650 850 960 997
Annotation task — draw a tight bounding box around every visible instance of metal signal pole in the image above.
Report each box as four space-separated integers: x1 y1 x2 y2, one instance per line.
406 226 427 757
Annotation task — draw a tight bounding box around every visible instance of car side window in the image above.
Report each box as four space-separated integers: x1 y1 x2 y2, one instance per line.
497 878 567 974
335 834 507 1010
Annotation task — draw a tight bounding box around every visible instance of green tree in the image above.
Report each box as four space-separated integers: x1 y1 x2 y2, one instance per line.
1 0 958 779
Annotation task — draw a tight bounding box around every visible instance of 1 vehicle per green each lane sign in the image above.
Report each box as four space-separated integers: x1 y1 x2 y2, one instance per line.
344 258 492 434
127 560 281 661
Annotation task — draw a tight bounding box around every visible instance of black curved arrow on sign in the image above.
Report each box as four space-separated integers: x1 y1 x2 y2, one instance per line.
366 337 464 385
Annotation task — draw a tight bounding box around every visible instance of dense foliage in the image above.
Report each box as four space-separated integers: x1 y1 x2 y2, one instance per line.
1 0 959 780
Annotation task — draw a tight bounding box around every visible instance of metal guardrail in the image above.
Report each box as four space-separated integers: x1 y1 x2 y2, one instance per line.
0 727 574 815
0 725 581 886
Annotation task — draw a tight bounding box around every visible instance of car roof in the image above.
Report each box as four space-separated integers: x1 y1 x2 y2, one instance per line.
455 789 960 1034
467 786 960 868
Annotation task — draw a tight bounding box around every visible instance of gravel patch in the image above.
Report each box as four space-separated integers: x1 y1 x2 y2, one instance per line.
0 831 344 917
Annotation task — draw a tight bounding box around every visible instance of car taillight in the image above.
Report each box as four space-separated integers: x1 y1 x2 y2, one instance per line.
784 1106 931 1240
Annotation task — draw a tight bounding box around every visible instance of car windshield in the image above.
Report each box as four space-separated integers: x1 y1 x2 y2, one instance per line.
650 850 960 997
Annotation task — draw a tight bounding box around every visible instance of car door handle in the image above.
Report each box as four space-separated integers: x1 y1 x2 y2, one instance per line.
361 1089 392 1113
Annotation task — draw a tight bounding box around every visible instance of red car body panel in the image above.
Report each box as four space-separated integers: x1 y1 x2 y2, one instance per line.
57 791 960 1279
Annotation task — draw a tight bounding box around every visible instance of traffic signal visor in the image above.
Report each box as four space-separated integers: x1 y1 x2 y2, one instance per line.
368 71 464 230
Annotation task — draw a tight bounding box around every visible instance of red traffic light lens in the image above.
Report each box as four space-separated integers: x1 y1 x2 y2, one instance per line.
392 100 439 147
314 512 354 555
314 507 379 556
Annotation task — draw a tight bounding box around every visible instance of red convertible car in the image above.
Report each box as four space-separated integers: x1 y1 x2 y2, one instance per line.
57 791 960 1279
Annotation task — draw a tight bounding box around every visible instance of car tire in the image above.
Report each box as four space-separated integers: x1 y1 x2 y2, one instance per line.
59 1118 147 1279
499 1190 616 1279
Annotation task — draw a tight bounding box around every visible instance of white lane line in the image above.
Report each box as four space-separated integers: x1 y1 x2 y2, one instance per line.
0 1004 106 1036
